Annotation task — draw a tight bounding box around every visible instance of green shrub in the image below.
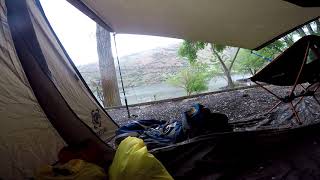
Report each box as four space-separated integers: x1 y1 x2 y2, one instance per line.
167 64 211 95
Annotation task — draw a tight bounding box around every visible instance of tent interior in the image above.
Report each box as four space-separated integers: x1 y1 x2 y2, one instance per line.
1 0 320 179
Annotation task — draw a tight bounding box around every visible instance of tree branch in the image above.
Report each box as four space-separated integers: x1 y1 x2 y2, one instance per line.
210 43 234 88
228 47 240 72
210 44 229 75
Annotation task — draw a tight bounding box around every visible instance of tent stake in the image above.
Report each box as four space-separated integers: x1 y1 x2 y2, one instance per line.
113 33 131 118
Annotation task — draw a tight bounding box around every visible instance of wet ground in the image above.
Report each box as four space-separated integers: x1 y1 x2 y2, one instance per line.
107 85 297 127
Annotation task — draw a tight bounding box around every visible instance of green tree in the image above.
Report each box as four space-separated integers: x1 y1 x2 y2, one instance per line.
235 41 285 75
306 24 316 35
295 27 307 37
167 63 211 95
282 33 295 47
267 39 286 53
179 41 239 89
234 49 268 75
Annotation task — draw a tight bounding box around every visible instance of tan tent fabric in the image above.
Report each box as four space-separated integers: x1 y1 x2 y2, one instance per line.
0 0 65 178
27 0 118 141
67 0 320 49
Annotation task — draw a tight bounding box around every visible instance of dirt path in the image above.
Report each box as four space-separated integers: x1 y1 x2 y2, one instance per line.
107 86 292 126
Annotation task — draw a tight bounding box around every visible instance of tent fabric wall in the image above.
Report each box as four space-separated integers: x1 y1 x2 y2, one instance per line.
0 0 119 178
67 0 320 49
0 0 65 178
27 0 118 141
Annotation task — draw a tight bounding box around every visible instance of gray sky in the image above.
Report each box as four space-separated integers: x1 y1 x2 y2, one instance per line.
40 0 182 65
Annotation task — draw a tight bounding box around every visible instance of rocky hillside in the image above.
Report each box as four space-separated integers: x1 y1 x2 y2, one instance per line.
77 43 189 88
77 43 237 89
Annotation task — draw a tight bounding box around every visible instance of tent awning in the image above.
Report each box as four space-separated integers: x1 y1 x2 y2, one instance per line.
67 0 320 50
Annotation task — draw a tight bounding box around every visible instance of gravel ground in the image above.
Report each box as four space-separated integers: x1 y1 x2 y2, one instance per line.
107 85 296 127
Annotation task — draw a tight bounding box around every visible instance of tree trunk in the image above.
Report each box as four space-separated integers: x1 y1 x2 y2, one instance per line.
228 47 240 72
295 28 307 37
315 19 320 33
306 24 316 35
96 24 121 107
273 46 283 54
249 69 254 76
210 44 234 88
283 36 294 47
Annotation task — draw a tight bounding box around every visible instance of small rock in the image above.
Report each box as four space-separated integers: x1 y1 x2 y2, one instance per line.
242 93 249 98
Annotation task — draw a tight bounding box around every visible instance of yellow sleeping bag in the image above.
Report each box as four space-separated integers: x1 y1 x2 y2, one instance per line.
35 159 106 180
109 137 173 180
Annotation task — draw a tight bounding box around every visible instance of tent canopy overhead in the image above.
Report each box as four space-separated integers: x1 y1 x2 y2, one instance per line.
67 0 320 50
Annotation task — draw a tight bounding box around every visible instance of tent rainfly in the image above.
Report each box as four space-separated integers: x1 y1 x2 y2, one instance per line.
67 0 320 49
1 0 320 179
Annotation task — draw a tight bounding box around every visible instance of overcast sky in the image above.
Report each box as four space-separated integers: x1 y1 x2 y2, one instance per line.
39 0 182 65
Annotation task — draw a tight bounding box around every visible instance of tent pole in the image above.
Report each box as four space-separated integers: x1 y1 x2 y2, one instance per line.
113 33 131 118
266 100 282 114
289 41 310 96
253 81 282 100
290 102 302 124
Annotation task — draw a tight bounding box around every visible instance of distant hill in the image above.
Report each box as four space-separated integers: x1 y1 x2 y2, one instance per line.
77 43 237 89
77 43 189 88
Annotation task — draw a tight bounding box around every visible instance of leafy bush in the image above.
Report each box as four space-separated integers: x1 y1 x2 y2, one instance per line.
167 64 211 95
